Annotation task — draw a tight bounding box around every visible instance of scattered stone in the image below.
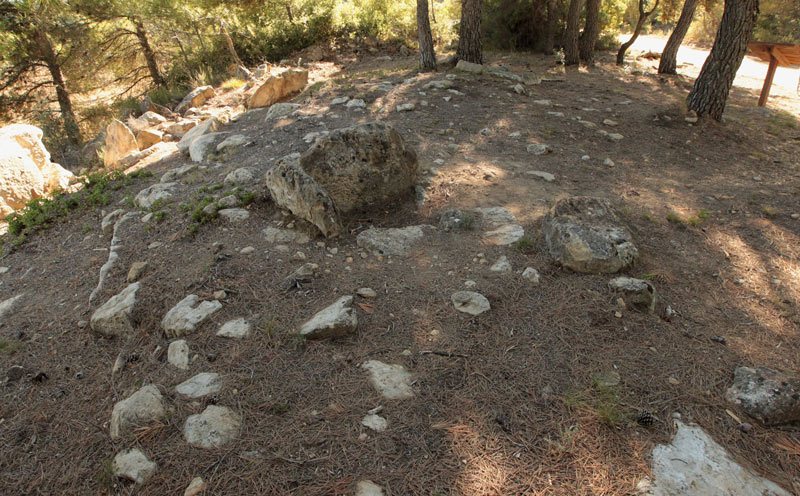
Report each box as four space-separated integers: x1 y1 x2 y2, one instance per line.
165 120 197 138
168 340 190 370
357 287 377 298
396 103 416 112
113 449 156 484
263 226 309 244
183 405 241 448
217 318 251 339
160 164 198 183
685 110 699 123
608 133 624 141
90 282 140 338
542 197 638 273
215 134 252 156
223 167 257 186
176 86 215 114
103 120 139 168
247 68 308 108
331 96 350 105
136 128 164 150
527 170 555 182
265 103 301 120
490 256 512 273
602 119 618 127
362 360 414 400
189 132 229 162
645 421 790 495
101 209 125 234
135 182 178 209
423 80 454 90
581 155 591 161
527 144 551 155
127 261 147 283
176 372 222 399
110 385 166 439
361 414 388 432
483 223 524 246
451 291 491 316
547 111 565 117
177 118 222 154
279 262 319 291
533 99 551 105
356 225 429 256
456 60 484 74
299 295 358 339
609 277 657 313
162 295 223 338
218 208 250 222
513 83 526 95
603 158 615 167
184 477 207 496
265 123 417 237
522 267 540 283
356 480 385 496
725 366 800 425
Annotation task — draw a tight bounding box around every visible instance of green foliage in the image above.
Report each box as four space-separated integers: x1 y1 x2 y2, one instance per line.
514 236 535 253
755 0 800 44
0 339 22 355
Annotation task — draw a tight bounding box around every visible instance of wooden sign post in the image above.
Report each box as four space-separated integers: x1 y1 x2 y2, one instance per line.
747 42 800 107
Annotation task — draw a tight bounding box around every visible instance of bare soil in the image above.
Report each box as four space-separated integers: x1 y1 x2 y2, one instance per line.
1 46 799 495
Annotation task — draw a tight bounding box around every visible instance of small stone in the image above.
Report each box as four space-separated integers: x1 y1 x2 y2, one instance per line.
738 422 753 433
127 262 147 283
216 318 250 339
356 480 384 496
345 99 366 108
490 256 512 273
608 133 624 141
300 296 358 339
291 251 306 261
668 376 681 385
603 119 618 126
240 246 255 254
168 340 190 370
110 385 166 439
527 170 555 182
213 290 226 300
90 283 140 338
726 366 800 425
176 372 222 399
603 158 615 167
161 295 222 338
396 103 415 112
362 360 414 400
581 155 590 161
464 280 477 288
522 267 540 283
361 414 388 432
685 110 699 123
218 208 250 222
183 405 241 448
184 477 207 496
357 288 377 298
753 176 762 182
148 242 163 249
113 448 156 484
331 96 350 105
451 291 490 315
533 99 551 105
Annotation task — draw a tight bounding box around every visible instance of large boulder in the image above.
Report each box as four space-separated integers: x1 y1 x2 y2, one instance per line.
175 86 215 114
0 124 74 218
246 68 308 109
265 122 418 236
103 120 139 168
177 118 221 154
542 197 638 274
726 366 800 425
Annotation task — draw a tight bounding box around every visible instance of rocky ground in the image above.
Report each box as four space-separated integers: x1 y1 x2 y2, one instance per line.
1 46 800 495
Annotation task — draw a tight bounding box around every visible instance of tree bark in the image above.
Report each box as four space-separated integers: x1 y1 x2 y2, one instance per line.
457 0 483 64
220 20 250 78
616 0 660 65
579 0 601 64
658 0 700 74
34 24 81 145
687 0 760 120
134 20 166 87
564 0 585 65
417 0 437 71
544 0 556 54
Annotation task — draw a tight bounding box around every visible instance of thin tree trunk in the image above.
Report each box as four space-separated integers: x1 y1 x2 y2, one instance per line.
544 0 556 54
687 0 760 120
285 2 294 23
417 0 437 71
34 25 81 145
220 20 250 77
564 0 585 65
457 0 483 64
430 0 437 23
658 0 700 74
173 31 191 68
579 0 601 64
134 20 166 87
616 0 660 65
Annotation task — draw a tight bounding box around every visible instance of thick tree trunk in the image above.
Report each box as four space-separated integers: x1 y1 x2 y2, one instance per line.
457 0 483 64
579 0 601 64
564 0 585 65
658 0 700 74
616 0 660 65
134 20 166 87
34 25 81 145
417 0 437 71
544 0 556 54
687 0 760 120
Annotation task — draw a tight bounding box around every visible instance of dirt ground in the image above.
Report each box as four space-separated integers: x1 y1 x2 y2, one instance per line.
1 43 799 495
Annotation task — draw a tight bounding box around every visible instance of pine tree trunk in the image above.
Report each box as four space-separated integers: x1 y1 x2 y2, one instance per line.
34 25 81 145
417 0 437 71
564 0 585 65
616 0 660 65
687 0 760 120
579 0 601 64
457 0 483 64
658 0 700 74
134 20 166 87
544 0 556 54
220 21 250 78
